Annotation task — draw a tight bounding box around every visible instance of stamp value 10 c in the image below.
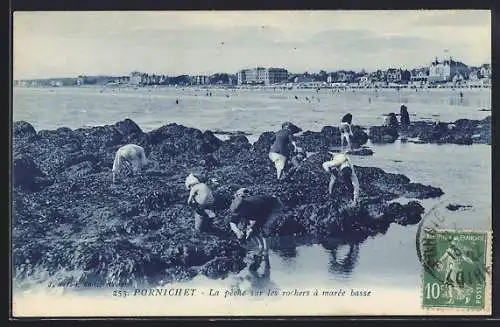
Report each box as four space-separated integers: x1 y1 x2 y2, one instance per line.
421 228 489 310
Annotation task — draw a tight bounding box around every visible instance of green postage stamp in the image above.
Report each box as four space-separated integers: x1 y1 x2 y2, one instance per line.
421 228 491 310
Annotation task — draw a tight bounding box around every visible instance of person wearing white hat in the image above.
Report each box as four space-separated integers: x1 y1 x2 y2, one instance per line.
229 188 283 255
322 153 360 206
185 173 216 233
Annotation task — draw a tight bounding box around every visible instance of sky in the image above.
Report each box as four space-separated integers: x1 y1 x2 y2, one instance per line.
13 10 491 79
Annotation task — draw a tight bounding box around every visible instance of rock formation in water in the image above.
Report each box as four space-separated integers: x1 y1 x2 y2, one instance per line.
12 119 444 287
369 116 491 145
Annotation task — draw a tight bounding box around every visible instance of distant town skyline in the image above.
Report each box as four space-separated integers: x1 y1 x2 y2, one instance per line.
13 10 491 80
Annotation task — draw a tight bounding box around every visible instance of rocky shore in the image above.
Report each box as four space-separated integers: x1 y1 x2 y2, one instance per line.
13 119 445 288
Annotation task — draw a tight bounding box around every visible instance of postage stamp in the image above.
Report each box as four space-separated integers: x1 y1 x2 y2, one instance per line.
420 228 491 310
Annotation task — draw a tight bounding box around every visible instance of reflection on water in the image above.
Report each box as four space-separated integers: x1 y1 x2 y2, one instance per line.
231 254 279 294
270 235 298 261
321 239 360 277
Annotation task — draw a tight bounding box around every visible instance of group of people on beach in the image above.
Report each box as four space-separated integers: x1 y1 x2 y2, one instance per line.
111 114 365 257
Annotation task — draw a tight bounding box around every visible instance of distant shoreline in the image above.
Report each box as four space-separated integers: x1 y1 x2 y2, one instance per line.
13 84 492 91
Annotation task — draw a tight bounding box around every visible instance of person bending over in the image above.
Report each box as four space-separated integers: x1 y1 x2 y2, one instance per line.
322 153 360 207
112 144 149 184
185 173 216 233
229 188 283 256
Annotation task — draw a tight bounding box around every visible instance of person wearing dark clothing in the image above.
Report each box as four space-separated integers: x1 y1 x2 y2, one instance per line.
341 113 353 125
400 104 410 127
229 188 283 255
269 122 301 180
383 113 399 128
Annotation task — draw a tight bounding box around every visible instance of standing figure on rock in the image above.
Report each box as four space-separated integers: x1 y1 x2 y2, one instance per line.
185 173 216 233
112 144 148 184
269 122 302 180
339 113 354 152
229 188 283 256
400 104 410 127
322 153 360 207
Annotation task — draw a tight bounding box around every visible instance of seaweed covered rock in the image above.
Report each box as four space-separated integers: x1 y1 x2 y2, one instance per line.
369 126 399 143
252 131 276 155
372 116 492 145
13 154 52 191
13 121 37 140
294 125 369 152
113 118 148 146
12 119 446 288
147 123 222 157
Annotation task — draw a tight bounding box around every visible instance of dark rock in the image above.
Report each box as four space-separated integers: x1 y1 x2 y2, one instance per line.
294 125 368 152
74 125 124 151
202 131 223 152
390 201 425 226
114 118 143 136
199 257 246 279
408 117 489 145
346 147 373 156
368 116 490 145
13 154 52 191
13 121 37 139
253 131 275 155
446 204 473 211
200 155 218 170
369 126 398 143
113 118 148 146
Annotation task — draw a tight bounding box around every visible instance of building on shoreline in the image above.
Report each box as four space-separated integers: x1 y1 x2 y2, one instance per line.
236 67 288 85
14 57 491 89
191 75 211 85
428 57 470 83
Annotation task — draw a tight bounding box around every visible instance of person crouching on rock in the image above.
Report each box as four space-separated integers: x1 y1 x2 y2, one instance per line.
269 121 302 180
112 144 149 184
322 153 360 207
339 113 354 152
185 173 216 233
383 113 399 129
229 188 283 256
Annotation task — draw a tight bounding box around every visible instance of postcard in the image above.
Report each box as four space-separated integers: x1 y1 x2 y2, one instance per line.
11 10 492 317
